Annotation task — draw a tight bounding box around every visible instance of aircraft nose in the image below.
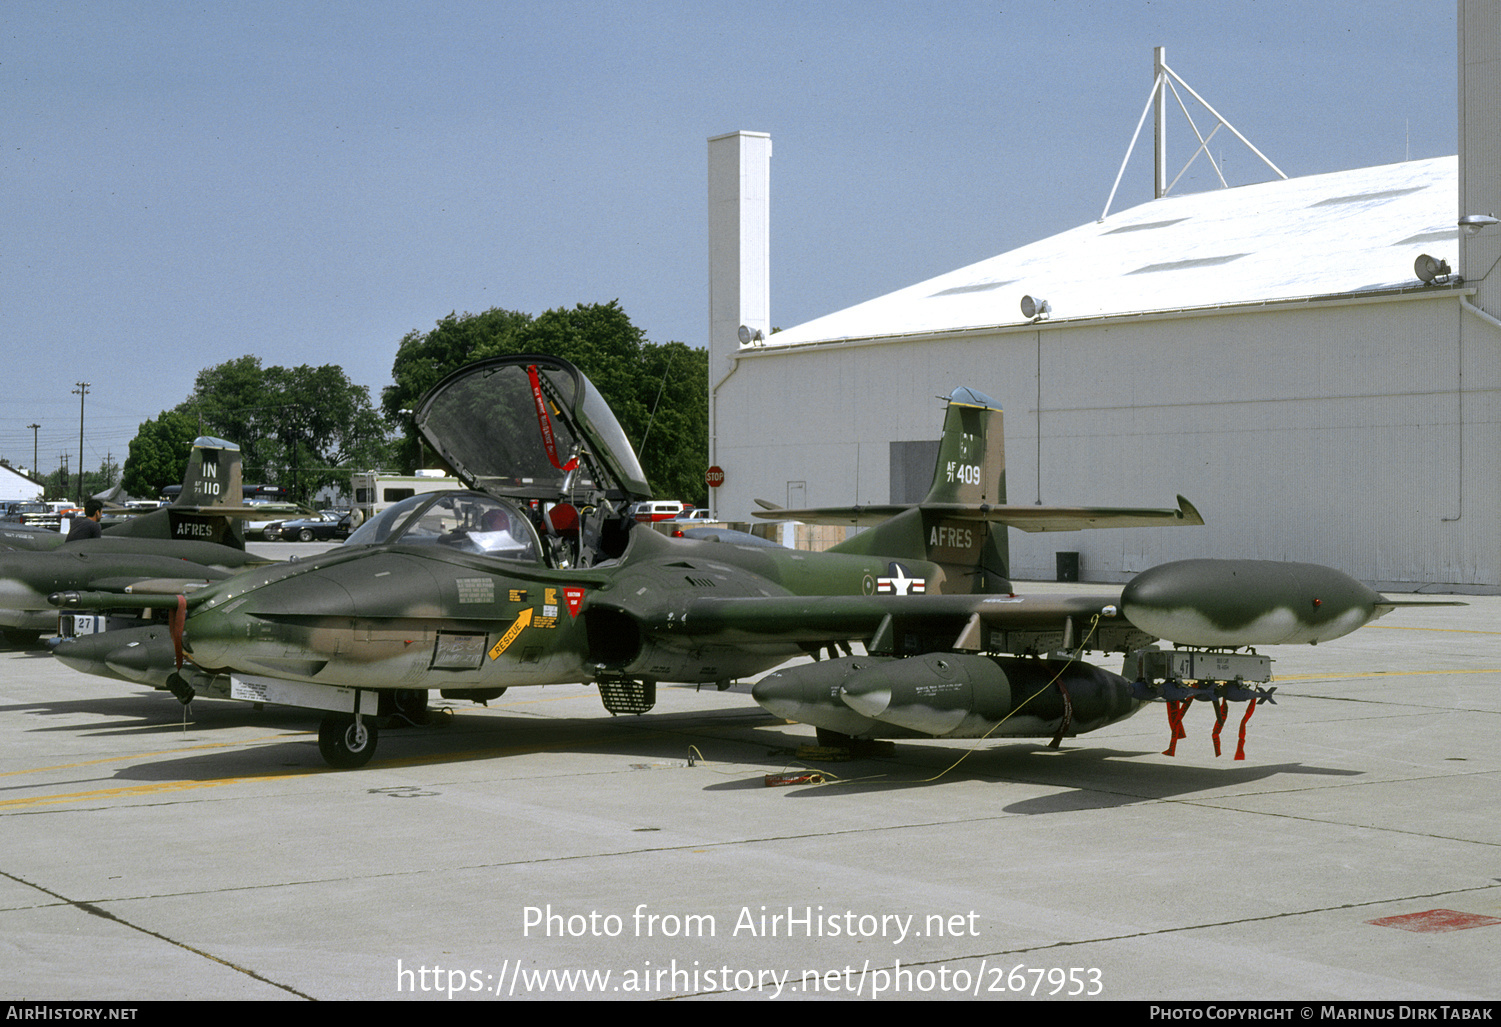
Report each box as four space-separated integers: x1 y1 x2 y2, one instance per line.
184 572 356 673
54 625 176 686
0 572 46 621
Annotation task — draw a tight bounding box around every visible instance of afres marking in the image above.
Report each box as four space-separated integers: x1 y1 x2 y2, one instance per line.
928 524 974 550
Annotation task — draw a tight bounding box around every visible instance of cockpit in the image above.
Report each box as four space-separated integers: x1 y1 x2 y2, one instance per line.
398 354 658 569
346 492 544 563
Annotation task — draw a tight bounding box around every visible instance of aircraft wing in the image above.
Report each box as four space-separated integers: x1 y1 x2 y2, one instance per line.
626 557 1461 657
632 591 1150 656
170 504 297 517
751 495 1203 530
0 525 69 553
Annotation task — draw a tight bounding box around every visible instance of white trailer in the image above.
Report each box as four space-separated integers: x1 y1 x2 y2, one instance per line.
349 470 461 526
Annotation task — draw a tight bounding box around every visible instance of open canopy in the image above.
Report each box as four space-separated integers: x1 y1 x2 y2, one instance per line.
413 354 652 505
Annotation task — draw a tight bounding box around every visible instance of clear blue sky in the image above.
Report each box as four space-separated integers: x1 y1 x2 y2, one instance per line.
1 0 1457 478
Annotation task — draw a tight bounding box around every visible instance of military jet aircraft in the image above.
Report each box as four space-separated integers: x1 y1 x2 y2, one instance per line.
0 437 268 644
55 355 1460 768
51 354 1228 768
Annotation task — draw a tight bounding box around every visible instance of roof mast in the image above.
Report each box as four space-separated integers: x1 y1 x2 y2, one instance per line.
1102 47 1288 221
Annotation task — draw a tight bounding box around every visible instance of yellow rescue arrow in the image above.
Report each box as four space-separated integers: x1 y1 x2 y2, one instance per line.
488 607 534 660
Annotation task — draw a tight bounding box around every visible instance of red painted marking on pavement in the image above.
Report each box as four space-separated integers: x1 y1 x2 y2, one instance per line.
1366 909 1501 933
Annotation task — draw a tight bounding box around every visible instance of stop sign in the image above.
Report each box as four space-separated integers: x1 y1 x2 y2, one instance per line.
705 465 725 488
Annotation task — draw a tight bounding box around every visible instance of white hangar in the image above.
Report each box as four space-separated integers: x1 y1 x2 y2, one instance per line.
706 13 1501 590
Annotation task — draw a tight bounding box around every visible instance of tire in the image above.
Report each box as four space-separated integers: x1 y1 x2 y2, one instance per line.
298 528 315 542
318 714 378 769
388 689 430 725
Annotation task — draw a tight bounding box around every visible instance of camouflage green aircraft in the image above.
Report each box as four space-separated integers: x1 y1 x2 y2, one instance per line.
49 354 1451 769
0 438 268 644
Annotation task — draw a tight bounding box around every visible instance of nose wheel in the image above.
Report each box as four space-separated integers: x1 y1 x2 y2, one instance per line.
318 713 379 769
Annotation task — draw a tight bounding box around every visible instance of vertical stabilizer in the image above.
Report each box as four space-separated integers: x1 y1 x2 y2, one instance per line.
105 437 247 549
919 388 1010 592
178 437 243 507
831 389 1012 593
169 437 245 547
921 387 1006 506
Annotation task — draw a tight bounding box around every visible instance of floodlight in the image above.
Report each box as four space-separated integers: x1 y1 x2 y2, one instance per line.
1414 254 1452 285
1020 295 1051 320
1014 294 1050 318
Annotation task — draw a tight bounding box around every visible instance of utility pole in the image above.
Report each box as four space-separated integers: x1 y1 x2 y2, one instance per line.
72 382 90 502
26 424 39 481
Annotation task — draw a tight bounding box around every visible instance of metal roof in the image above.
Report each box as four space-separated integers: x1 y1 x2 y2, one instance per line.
765 156 1459 346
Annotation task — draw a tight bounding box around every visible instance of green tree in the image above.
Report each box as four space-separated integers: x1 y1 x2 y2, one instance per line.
48 460 69 502
121 410 200 498
156 357 391 504
180 356 267 467
382 307 535 470
633 341 709 507
256 364 390 500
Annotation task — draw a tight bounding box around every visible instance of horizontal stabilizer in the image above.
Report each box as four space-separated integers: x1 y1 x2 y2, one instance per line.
176 504 297 517
753 495 1203 531
970 495 1203 532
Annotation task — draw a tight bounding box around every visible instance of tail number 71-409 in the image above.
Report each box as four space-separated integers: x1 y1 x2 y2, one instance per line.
947 461 981 485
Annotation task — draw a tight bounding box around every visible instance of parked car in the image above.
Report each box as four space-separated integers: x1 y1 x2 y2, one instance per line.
243 503 310 540
2 502 59 530
268 511 354 542
628 500 688 522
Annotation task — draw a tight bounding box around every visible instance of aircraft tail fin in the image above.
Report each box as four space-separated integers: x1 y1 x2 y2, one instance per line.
177 436 243 508
105 438 247 549
918 386 1007 507
829 389 1013 593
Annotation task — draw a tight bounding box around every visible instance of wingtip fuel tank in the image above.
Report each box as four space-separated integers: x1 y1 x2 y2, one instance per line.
1120 559 1390 647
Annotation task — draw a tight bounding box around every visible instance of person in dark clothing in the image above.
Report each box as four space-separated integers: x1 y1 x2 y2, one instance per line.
65 499 104 542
